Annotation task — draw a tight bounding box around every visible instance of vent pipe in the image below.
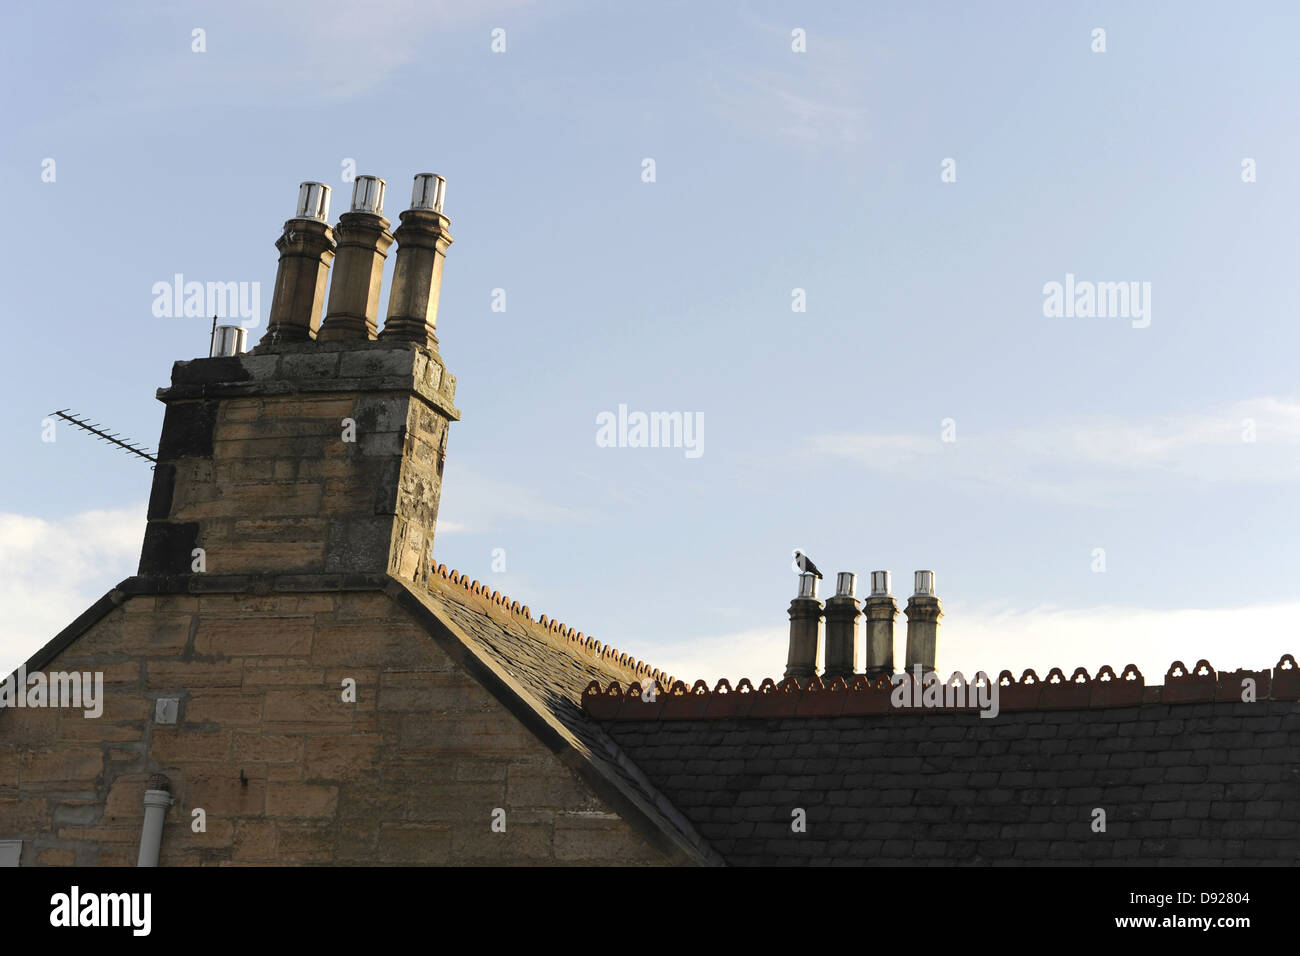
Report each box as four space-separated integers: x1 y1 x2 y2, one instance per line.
137 774 173 867
210 325 247 357
380 173 454 349
260 182 336 344
318 176 395 342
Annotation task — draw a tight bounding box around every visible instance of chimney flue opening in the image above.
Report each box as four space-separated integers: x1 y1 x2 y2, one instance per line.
914 570 936 596
350 175 386 215
410 173 446 213
871 570 891 596
797 572 819 599
835 572 857 598
295 181 332 222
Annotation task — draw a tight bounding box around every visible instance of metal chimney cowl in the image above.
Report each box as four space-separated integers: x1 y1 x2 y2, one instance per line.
211 325 247 357
295 181 332 222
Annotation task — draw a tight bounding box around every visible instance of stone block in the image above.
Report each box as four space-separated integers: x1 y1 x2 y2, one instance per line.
21 747 102 787
263 688 354 732
304 735 381 778
150 728 233 763
266 783 338 819
0 796 50 830
275 823 334 862
148 660 243 689
233 733 303 764
377 823 450 864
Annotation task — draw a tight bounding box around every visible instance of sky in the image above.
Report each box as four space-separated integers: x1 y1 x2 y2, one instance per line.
2 1 1299 685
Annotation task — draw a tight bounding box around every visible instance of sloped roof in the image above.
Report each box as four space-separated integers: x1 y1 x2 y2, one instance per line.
393 564 723 864
587 664 1300 865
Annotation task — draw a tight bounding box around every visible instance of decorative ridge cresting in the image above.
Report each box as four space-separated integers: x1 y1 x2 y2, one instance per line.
424 562 674 685
581 655 1299 720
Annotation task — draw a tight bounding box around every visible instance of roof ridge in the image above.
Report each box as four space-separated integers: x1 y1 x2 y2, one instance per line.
387 577 723 865
427 563 674 685
583 655 1299 719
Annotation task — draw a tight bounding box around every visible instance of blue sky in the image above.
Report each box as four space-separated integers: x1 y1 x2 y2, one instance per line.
3 0 1299 683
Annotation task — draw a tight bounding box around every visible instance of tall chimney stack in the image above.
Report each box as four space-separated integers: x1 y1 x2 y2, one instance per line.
863 570 898 679
784 573 823 685
904 570 942 673
318 176 394 342
822 572 860 681
260 182 335 344
381 173 454 350
140 173 461 589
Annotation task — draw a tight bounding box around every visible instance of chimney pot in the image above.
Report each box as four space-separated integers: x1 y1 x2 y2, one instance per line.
411 173 447 213
379 173 455 350
785 579 824 684
318 175 395 342
350 175 386 214
863 572 898 679
260 181 337 344
823 576 862 680
295 181 332 222
905 572 943 673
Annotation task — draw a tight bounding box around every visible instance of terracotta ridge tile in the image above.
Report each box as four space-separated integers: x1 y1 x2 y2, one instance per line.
582 655 1297 719
427 562 673 685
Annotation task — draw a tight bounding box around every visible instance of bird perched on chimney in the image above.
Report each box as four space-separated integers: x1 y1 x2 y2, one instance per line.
792 550 823 579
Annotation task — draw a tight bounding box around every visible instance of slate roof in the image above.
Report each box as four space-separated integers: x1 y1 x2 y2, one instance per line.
417 567 1300 867
591 669 1300 866
394 565 724 865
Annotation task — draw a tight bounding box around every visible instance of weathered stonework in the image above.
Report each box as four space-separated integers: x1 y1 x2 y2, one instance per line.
0 179 715 867
140 343 458 588
0 584 669 866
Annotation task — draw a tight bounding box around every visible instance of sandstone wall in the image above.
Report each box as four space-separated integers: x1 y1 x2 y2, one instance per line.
0 589 666 866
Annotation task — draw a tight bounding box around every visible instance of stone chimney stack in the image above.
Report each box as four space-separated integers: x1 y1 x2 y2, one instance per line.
904 570 942 673
381 174 453 350
260 182 335 344
784 573 823 684
139 176 459 587
822 572 860 681
318 176 395 342
863 570 898 679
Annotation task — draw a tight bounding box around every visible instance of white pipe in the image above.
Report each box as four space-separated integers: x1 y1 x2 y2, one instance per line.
137 789 173 867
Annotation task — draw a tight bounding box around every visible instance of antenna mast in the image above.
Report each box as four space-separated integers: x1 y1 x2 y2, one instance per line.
48 409 157 464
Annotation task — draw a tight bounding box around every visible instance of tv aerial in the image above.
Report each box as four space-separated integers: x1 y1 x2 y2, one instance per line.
48 409 157 465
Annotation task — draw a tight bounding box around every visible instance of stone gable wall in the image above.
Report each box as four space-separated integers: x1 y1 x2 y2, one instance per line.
0 589 666 866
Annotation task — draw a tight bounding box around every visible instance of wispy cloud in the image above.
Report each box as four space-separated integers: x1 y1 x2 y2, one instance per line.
0 505 145 675
710 76 863 145
804 397 1300 506
78 0 538 114
703 18 871 148
437 465 595 534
